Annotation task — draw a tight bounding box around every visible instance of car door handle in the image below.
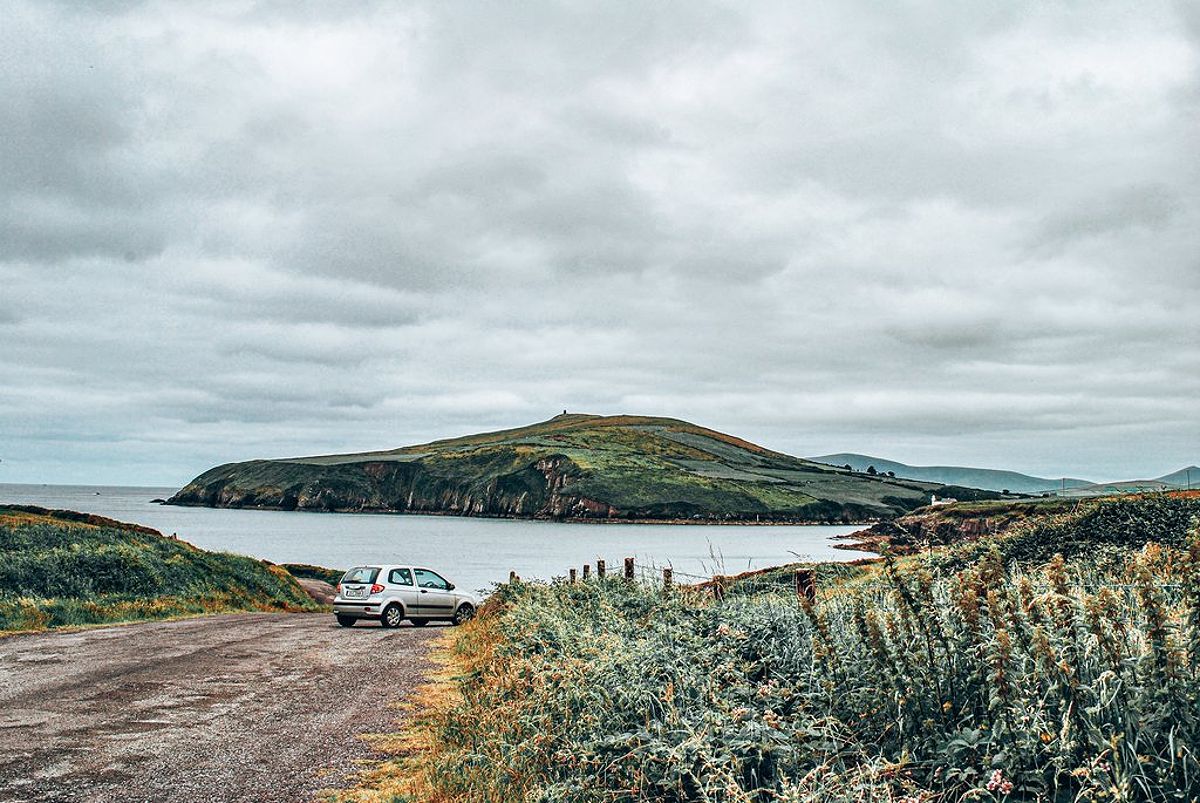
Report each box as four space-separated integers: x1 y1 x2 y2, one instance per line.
420 590 428 593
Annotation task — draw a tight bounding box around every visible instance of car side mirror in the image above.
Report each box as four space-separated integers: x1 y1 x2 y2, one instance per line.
446 582 455 590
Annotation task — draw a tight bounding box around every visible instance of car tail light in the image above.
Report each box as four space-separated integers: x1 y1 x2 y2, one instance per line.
370 583 385 594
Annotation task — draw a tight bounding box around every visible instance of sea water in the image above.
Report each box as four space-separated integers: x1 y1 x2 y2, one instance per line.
0 483 870 595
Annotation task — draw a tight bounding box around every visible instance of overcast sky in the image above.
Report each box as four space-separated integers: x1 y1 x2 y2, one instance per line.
2 0 1197 486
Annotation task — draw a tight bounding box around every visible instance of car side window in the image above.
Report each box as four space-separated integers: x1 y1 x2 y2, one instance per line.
389 568 413 586
413 568 448 590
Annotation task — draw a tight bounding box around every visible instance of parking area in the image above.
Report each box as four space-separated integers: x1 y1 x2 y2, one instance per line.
0 613 437 803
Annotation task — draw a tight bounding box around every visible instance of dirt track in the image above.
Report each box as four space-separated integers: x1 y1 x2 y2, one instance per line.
0 613 437 803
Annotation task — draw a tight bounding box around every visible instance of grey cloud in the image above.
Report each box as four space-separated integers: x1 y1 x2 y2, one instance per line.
0 0 1197 485
1031 184 1185 254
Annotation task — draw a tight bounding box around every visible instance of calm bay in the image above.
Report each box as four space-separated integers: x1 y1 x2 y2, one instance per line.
0 483 870 595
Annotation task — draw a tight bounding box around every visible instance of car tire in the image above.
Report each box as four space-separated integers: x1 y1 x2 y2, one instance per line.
381 604 405 628
410 619 428 627
452 603 475 626
336 614 357 628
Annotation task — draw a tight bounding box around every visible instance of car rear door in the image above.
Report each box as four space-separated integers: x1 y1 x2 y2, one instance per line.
412 568 456 618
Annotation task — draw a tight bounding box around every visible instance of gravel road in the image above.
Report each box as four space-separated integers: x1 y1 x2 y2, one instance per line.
0 613 437 803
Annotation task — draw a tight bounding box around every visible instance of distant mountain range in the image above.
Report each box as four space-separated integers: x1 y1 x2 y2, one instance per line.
810 454 1198 496
1059 467 1200 497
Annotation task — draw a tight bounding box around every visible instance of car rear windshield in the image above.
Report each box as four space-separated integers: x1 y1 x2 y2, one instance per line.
341 566 381 584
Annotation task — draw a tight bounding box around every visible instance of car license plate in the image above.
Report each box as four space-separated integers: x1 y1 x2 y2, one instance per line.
345 587 366 599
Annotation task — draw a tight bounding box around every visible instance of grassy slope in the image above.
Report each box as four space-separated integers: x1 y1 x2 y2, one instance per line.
171 414 954 521
841 492 1200 558
344 494 1200 802
0 506 322 632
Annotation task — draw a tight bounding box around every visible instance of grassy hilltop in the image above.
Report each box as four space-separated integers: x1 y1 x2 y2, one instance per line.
169 414 977 522
0 506 322 632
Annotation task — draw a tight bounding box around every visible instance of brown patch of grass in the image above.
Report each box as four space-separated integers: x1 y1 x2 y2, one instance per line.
0 509 95 529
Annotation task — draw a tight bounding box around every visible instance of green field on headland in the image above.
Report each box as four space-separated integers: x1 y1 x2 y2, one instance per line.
0 506 322 632
169 413 996 522
352 493 1200 802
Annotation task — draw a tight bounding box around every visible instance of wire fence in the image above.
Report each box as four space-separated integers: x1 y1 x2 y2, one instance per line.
506 557 819 602
506 556 1195 607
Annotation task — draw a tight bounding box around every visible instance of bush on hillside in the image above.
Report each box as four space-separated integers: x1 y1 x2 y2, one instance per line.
282 563 345 586
935 494 1200 570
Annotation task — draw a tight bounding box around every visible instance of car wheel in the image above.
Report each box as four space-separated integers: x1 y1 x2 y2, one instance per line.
336 614 357 628
452 603 475 626
381 604 404 628
410 619 428 627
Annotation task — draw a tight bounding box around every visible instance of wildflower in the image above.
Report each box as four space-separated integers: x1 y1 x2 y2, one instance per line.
986 769 1014 795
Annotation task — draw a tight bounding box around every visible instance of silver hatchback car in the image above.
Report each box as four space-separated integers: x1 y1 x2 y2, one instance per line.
333 564 479 628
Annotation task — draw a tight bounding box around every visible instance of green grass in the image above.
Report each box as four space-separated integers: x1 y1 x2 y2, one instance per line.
170 413 955 521
380 494 1200 802
0 506 322 632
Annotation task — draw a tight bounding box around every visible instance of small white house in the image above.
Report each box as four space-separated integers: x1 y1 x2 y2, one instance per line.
930 494 957 507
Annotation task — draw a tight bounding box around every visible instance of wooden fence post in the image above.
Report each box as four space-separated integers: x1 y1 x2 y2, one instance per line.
569 568 577 583
509 570 519 584
712 575 727 601
597 559 606 579
583 564 591 580
794 569 815 603
624 557 635 582
663 567 673 592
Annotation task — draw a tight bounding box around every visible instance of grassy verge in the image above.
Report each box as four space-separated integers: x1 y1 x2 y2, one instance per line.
0 505 323 632
348 495 1200 802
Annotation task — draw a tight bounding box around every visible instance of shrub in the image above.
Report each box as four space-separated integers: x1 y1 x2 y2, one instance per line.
406 516 1200 801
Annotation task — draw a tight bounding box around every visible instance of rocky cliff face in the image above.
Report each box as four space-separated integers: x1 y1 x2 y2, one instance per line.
168 453 627 519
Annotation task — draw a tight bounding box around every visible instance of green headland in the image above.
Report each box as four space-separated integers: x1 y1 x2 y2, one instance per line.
168 413 995 522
